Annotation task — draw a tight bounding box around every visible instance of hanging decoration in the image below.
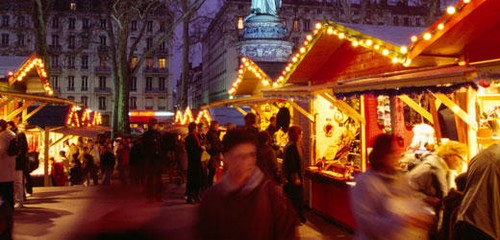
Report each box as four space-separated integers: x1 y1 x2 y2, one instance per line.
92 111 102 126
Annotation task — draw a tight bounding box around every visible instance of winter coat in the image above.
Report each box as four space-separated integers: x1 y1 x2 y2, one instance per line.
0 130 16 182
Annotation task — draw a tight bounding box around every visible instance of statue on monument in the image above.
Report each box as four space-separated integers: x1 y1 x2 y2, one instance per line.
245 0 281 21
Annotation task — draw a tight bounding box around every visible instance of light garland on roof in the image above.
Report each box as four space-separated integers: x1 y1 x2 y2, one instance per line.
407 0 472 59
81 109 92 127
228 57 272 96
66 106 81 127
195 109 212 124
174 107 194 125
92 111 102 126
10 57 54 96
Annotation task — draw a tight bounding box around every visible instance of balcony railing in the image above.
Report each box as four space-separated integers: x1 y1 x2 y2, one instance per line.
144 88 167 93
94 87 112 94
142 67 168 74
95 66 111 74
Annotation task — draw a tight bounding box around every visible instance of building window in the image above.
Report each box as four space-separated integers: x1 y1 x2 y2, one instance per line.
158 97 166 110
130 97 137 110
100 19 107 29
81 96 88 108
1 34 9 47
146 58 153 69
293 19 299 32
82 18 89 29
69 18 76 29
317 8 322 14
404 17 409 26
81 55 88 69
99 35 107 46
159 21 165 32
393 16 399 26
416 18 421 26
146 37 152 50
159 77 165 90
51 35 59 45
2 15 9 27
145 97 153 110
81 76 88 91
81 36 89 49
237 17 244 30
131 20 137 31
52 17 59 28
158 58 166 69
99 56 107 68
51 76 59 88
303 19 310 32
131 56 137 68
292 37 299 47
68 35 76 49
159 41 167 52
68 76 75 91
147 21 153 32
17 34 25 47
99 76 106 89
17 16 25 28
70 2 77 10
130 77 137 91
51 55 59 67
146 77 153 90
98 97 106 110
67 55 75 69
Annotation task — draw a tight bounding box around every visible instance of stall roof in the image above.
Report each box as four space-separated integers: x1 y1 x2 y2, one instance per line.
51 126 110 138
333 65 477 98
408 0 500 64
280 20 425 85
201 96 286 109
229 57 276 96
208 107 246 126
27 105 70 128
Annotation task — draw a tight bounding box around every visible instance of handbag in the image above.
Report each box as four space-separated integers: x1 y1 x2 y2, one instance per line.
201 150 211 163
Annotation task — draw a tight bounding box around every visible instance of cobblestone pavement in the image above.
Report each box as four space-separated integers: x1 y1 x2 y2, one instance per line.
13 181 353 240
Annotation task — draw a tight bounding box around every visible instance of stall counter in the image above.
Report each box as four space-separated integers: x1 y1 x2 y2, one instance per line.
305 169 356 230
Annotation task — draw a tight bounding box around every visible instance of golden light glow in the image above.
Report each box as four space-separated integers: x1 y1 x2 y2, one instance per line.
447 6 456 15
423 32 432 40
437 23 445 30
352 41 359 47
338 33 345 39
374 45 380 50
400 46 408 54
392 57 398 63
463 0 470 3
382 49 389 55
411 35 418 42
315 22 322 29
306 35 313 41
365 39 373 46
327 28 334 35
292 57 298 62
300 47 306 53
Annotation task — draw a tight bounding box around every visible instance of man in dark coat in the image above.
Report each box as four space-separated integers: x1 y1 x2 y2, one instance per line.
185 122 204 204
7 121 28 208
142 118 164 202
206 121 223 187
199 128 298 240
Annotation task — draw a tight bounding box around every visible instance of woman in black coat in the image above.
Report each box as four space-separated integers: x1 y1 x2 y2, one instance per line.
282 126 306 223
185 122 204 204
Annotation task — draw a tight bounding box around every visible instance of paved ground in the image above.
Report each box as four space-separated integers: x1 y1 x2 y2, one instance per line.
13 181 353 240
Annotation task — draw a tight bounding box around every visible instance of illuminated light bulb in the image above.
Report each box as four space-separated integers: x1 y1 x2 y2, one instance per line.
313 30 318 35
7 71 13 76
48 90 53 96
288 63 293 67
244 62 249 66
242 57 247 62
404 59 412 66
300 47 306 53
333 30 338 35
278 76 284 82
17 76 22 81
382 49 389 55
306 35 313 41
411 35 418 42
39 63 44 68
352 41 359 47
338 33 345 39
262 80 269 86
285 66 291 72
437 23 445 30
273 82 278 87
366 39 373 46
423 32 432 40
374 45 380 50
304 41 309 45
392 57 399 63
447 6 456 15
315 22 322 29
463 0 470 3
239 69 244 74
282 71 287 75
295 53 300 58
327 28 334 35
400 46 408 54
292 57 298 62
233 82 238 87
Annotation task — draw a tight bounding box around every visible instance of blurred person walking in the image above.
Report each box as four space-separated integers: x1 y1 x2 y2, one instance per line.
128 137 145 185
116 141 129 185
142 118 164 202
185 122 204 204
351 134 434 240
199 128 298 240
257 131 282 185
100 145 116 185
81 146 98 186
0 119 16 239
282 126 306 223
7 121 28 208
453 143 500 240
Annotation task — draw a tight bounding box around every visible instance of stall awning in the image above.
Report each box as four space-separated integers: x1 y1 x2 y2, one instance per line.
281 21 424 85
333 65 477 98
408 0 500 64
229 58 277 96
51 126 110 138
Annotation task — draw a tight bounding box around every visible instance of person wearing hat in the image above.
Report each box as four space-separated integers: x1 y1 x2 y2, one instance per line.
141 118 164 202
